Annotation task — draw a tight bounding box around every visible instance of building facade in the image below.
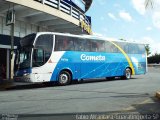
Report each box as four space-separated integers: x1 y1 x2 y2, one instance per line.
0 0 92 80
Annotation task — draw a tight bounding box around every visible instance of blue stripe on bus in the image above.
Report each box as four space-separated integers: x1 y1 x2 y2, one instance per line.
50 52 135 81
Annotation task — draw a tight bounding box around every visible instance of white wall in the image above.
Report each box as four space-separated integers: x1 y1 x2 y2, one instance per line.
0 16 47 38
0 16 49 79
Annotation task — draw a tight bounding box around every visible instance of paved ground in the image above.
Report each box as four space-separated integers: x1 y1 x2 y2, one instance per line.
0 67 160 120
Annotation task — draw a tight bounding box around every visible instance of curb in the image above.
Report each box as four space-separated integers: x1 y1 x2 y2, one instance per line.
0 82 12 91
0 81 13 90
1 82 50 90
156 91 160 100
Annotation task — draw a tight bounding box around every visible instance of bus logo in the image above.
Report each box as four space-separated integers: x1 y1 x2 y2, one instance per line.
80 54 106 61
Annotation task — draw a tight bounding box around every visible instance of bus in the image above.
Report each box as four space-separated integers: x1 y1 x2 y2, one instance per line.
14 32 147 85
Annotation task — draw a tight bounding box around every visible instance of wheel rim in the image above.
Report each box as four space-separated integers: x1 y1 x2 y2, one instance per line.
59 73 68 84
126 69 131 79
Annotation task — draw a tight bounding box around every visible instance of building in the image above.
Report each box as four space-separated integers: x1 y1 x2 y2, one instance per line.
0 0 92 80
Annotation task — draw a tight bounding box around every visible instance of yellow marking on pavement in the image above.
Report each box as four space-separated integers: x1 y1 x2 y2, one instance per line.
122 106 135 111
139 98 151 104
156 91 160 100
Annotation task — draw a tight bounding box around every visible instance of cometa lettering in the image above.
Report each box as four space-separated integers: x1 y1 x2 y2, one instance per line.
81 54 106 61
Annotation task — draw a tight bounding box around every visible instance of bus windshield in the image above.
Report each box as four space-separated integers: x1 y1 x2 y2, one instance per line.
17 33 36 70
18 47 32 70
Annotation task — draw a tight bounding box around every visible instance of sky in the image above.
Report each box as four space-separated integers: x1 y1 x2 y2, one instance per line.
86 0 160 55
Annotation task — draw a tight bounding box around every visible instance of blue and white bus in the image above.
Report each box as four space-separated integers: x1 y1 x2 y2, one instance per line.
14 32 147 85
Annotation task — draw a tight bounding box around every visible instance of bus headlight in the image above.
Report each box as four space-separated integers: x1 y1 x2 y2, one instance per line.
23 73 30 76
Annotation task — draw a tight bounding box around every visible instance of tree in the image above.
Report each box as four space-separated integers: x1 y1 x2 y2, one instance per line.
145 44 151 56
148 53 160 64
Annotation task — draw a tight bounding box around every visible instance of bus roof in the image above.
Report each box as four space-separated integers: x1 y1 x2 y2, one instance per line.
35 32 145 45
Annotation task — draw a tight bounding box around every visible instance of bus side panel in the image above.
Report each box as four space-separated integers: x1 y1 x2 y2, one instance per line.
79 53 129 79
129 54 147 75
50 62 76 81
50 52 130 81
74 52 109 79
50 51 78 81
101 53 129 78
30 51 65 82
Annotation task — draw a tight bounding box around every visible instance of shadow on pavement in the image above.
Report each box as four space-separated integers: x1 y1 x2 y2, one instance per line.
131 97 160 113
4 77 138 91
5 104 160 120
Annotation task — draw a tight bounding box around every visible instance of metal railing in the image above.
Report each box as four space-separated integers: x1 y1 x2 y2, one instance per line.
34 0 91 27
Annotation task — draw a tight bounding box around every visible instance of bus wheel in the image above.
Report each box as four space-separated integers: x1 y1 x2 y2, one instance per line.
58 71 71 85
123 68 131 80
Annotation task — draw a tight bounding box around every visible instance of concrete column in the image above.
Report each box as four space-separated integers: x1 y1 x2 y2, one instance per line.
58 0 60 10
6 49 10 79
42 0 45 4
11 52 15 79
70 6 72 16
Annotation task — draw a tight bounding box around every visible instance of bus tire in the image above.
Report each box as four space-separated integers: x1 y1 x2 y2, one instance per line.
123 68 131 80
58 71 71 85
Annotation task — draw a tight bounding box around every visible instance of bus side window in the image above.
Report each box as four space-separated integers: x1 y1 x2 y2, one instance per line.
116 42 128 53
110 44 117 53
74 39 80 51
55 36 75 51
138 44 145 54
128 43 138 54
98 41 105 52
33 34 53 67
91 41 98 52
74 38 85 51
85 40 91 52
124 44 129 53
55 39 61 51
133 44 139 54
55 36 66 51
33 49 44 64
62 37 68 51
105 41 112 53
65 39 74 51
